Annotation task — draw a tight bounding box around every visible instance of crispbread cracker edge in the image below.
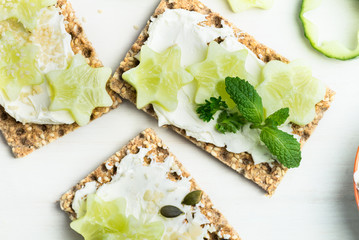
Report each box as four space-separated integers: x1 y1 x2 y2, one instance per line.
109 0 335 195
0 0 122 158
60 128 241 240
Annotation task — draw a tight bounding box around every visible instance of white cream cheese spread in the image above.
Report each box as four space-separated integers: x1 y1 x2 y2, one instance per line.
144 9 297 165
72 148 211 240
146 9 263 73
0 6 75 124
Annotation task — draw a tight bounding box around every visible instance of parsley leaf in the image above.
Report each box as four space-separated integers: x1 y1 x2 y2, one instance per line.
265 107 289 127
225 77 264 124
215 111 246 134
196 96 228 122
260 126 301 168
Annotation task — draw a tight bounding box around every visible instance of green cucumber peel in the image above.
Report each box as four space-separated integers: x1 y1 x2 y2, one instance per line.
299 0 359 60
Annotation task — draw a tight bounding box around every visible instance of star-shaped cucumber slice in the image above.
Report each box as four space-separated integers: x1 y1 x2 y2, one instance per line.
70 194 165 240
187 41 255 106
256 60 326 125
46 54 113 126
0 0 57 31
0 32 43 100
122 45 193 112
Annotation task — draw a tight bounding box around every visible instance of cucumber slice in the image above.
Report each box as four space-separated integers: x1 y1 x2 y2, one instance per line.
187 41 256 106
46 54 113 126
70 194 165 240
122 45 193 112
0 19 29 42
300 0 359 60
256 60 326 126
0 0 57 31
227 0 274 12
0 31 43 100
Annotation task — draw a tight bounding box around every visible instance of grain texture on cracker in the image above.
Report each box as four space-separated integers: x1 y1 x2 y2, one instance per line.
0 0 122 158
60 128 241 240
109 0 335 195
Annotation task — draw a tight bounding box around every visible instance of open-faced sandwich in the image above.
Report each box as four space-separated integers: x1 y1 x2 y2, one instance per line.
110 0 335 194
0 0 121 157
60 128 241 240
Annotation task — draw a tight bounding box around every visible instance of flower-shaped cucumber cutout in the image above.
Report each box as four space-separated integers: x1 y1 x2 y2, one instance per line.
122 45 193 111
46 54 113 126
70 194 165 240
0 32 43 100
0 0 57 31
227 0 274 12
256 60 326 126
187 41 256 106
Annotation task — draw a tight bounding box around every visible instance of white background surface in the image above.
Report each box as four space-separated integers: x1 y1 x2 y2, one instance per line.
0 0 358 239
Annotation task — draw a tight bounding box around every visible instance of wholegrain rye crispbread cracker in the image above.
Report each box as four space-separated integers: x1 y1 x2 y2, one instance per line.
60 128 241 240
0 0 122 158
109 0 335 195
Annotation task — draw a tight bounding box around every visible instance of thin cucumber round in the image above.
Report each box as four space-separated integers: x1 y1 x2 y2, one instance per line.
227 0 274 12
299 0 359 60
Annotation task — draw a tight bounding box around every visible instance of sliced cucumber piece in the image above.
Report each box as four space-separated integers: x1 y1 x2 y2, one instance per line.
300 0 359 60
227 0 274 12
0 19 29 42
122 45 193 112
187 41 256 106
0 31 43 100
46 54 113 126
0 0 57 31
70 194 165 240
256 60 326 125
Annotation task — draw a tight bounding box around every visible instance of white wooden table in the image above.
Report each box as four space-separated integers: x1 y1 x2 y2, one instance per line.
0 0 358 239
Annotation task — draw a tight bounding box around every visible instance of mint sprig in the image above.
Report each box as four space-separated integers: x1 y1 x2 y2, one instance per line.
196 77 301 168
225 77 301 168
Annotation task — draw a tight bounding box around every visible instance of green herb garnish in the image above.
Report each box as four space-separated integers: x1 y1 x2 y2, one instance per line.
196 96 228 122
263 107 290 128
196 77 301 168
225 77 264 124
260 126 301 168
215 111 246 134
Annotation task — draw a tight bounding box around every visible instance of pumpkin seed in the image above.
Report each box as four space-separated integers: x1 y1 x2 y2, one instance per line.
159 205 184 218
181 190 203 206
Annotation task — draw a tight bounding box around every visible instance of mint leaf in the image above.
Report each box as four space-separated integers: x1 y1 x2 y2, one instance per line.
265 108 289 127
260 127 301 168
196 96 228 122
215 111 246 134
225 77 264 124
